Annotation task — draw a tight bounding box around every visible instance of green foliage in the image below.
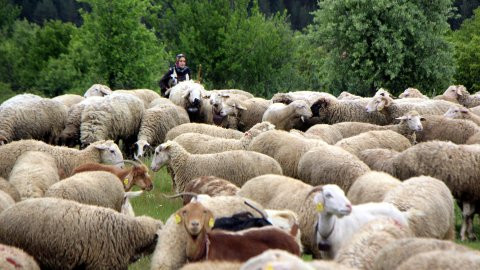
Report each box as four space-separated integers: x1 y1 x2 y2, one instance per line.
0 0 21 35
450 7 480 92
75 0 168 90
310 0 455 96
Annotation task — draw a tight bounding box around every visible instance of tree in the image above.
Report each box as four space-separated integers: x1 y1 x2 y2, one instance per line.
310 0 455 96
0 0 21 34
450 7 480 92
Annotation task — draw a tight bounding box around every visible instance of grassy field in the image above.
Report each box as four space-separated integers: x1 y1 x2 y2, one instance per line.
128 163 480 269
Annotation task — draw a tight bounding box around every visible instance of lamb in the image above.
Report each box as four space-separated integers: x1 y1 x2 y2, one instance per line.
182 176 240 205
334 130 412 157
247 129 326 178
72 160 153 191
0 177 20 202
357 140 480 241
177 201 300 262
0 243 40 270
435 85 480 108
444 106 480 126
134 101 190 158
150 195 267 270
346 171 401 204
396 250 480 270
0 197 162 269
0 190 14 214
80 93 145 157
398 87 429 99
309 95 390 125
83 83 112 97
335 218 413 270
52 94 85 108
114 89 161 108
372 237 473 270
382 175 455 240
237 174 322 258
0 94 68 145
8 151 60 200
44 171 126 211
168 80 207 122
366 90 457 123
58 96 104 147
172 122 275 154
297 145 371 192
262 100 313 131
165 123 244 141
0 139 124 179
151 140 282 193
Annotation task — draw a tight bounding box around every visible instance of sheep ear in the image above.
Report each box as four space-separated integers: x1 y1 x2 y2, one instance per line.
395 116 407 120
235 103 247 111
94 144 109 150
220 93 230 98
182 89 191 99
162 141 174 149
460 107 469 114
420 117 426 121
457 86 465 96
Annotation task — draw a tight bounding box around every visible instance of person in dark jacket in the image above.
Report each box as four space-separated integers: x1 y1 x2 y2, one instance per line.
158 53 191 97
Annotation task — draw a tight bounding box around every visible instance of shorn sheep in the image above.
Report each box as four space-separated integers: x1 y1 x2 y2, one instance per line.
0 94 68 145
0 197 162 269
150 195 267 270
0 139 124 179
346 171 401 204
150 140 282 193
373 237 472 270
335 218 413 270
0 243 40 270
8 151 60 200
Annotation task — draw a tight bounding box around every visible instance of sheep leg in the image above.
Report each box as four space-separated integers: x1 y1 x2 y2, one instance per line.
460 202 476 241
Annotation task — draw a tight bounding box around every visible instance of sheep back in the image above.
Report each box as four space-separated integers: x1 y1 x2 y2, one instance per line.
166 123 243 141
305 124 344 144
0 190 15 214
0 177 20 202
397 250 480 270
347 171 401 204
335 130 411 157
415 115 480 144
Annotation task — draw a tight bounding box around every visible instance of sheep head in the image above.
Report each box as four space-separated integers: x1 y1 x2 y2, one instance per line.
366 92 392 113
395 110 424 132
134 139 151 159
443 85 467 100
91 140 124 168
444 106 469 119
84 84 112 97
271 93 294 105
290 100 312 122
150 141 176 172
310 97 332 117
308 184 352 218
175 201 214 236
127 160 153 191
0 134 9 145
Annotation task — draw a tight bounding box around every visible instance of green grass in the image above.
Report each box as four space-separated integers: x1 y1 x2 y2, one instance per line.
127 163 480 269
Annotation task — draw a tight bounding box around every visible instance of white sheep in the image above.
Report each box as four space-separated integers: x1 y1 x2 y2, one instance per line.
398 87 429 99
444 106 480 126
262 100 313 131
165 123 244 141
83 83 112 97
0 190 14 214
8 151 60 200
435 85 480 108
52 94 85 108
151 140 282 193
383 175 455 240
0 197 162 269
397 250 480 270
168 81 208 122
0 139 124 179
346 171 401 204
0 177 20 202
337 91 363 100
0 243 40 270
334 130 412 157
0 94 68 145
219 97 271 132
114 89 161 108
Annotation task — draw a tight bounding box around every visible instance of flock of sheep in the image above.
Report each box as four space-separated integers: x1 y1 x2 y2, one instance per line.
1 81 480 269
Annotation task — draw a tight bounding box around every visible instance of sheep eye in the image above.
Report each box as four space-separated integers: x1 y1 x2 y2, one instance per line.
182 210 187 215
110 150 115 154
325 193 333 198
203 210 207 214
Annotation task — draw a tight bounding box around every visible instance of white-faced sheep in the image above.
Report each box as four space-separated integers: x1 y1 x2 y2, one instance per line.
444 106 480 126
83 83 112 97
172 122 275 154
114 89 161 108
0 94 68 145
271 91 336 106
150 140 282 193
366 90 458 123
248 129 326 178
412 114 480 144
0 197 162 269
262 100 313 131
45 171 126 211
168 80 207 122
80 93 145 157
0 139 124 179
0 243 40 270
435 85 480 108
372 237 473 270
52 94 85 108
134 101 190 158
8 151 60 200
335 130 412 157
335 218 413 270
0 177 20 202
382 176 455 240
398 87 429 99
346 171 401 205
297 145 371 192
182 176 240 205
227 97 271 132
166 123 244 141
150 195 267 270
358 140 480 241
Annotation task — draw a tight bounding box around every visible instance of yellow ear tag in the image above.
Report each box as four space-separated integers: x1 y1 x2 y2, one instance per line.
208 217 214 228
123 178 129 186
175 214 182 224
316 202 324 213
264 264 274 270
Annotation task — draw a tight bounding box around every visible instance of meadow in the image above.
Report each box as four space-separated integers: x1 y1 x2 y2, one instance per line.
128 160 480 269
